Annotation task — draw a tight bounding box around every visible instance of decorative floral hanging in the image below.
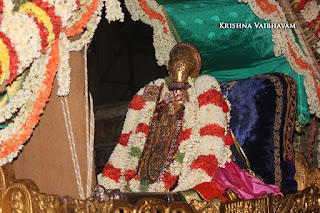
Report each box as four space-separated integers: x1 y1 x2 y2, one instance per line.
237 0 320 118
0 0 124 165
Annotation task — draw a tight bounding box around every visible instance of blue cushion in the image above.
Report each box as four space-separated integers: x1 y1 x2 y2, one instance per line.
220 73 297 194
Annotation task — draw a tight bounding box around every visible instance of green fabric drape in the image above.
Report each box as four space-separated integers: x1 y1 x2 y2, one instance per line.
159 0 310 125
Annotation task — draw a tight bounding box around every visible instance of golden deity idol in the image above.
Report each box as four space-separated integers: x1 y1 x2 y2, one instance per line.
137 43 202 185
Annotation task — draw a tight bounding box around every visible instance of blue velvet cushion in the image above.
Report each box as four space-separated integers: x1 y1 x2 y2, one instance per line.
220 73 297 194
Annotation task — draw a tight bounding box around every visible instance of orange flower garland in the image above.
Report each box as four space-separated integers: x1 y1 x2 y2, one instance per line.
62 0 100 37
286 36 320 102
0 39 60 158
137 0 168 34
255 0 280 15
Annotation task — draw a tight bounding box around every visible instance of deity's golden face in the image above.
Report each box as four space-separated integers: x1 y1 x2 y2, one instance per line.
168 43 202 84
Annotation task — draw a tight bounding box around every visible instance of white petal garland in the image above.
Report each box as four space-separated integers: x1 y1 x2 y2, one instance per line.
1 13 42 75
300 1 319 23
124 0 177 66
104 0 124 23
98 75 232 192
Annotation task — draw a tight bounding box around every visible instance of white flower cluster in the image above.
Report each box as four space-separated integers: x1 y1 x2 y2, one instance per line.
124 0 177 66
104 0 124 23
300 1 319 23
243 0 320 117
69 0 103 52
1 13 42 76
43 0 78 26
57 33 71 96
3 0 14 18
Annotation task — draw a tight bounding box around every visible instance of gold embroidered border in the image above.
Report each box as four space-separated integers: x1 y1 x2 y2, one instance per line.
251 74 283 186
278 73 297 163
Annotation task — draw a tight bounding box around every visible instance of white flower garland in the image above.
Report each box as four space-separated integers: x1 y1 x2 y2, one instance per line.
104 0 124 23
57 33 71 96
124 0 177 66
300 1 320 23
0 54 49 143
242 0 320 117
69 0 103 51
0 0 105 163
1 13 42 75
64 0 91 29
98 75 232 192
0 45 48 123
0 53 49 165
2 0 14 18
43 0 79 27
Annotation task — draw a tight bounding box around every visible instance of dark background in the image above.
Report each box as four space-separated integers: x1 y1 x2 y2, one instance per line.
88 5 167 173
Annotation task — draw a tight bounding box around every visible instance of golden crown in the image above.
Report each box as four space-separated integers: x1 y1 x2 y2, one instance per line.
168 42 202 90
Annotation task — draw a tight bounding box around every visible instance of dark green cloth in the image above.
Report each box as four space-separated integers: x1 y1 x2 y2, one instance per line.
159 0 310 124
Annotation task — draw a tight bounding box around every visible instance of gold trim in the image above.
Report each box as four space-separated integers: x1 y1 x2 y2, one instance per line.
178 190 202 204
0 160 319 212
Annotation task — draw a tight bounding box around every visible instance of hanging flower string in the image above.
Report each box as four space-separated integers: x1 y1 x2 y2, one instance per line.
62 0 100 37
137 0 167 34
287 37 320 102
0 32 19 85
124 0 177 66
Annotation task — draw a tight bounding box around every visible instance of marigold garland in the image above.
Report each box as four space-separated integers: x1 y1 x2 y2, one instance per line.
0 0 112 164
255 0 280 15
137 0 168 34
287 37 320 101
62 0 99 37
0 39 60 159
241 0 320 117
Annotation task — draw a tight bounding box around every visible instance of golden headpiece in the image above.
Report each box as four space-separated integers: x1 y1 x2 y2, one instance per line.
168 42 202 90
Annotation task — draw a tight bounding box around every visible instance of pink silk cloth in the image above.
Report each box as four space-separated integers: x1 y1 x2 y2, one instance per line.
212 161 283 200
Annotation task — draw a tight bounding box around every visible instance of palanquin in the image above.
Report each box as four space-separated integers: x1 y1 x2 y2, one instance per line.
0 0 320 212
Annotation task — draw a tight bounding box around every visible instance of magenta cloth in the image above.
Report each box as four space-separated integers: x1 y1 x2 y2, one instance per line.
213 161 283 200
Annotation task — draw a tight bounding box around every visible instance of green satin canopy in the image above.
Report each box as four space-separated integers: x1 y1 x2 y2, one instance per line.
158 0 310 125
